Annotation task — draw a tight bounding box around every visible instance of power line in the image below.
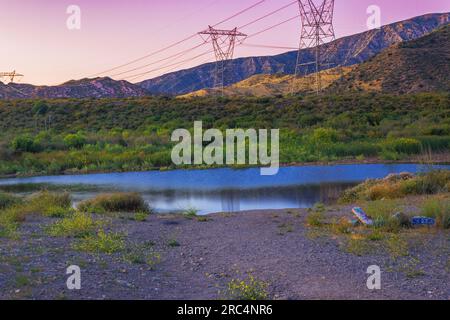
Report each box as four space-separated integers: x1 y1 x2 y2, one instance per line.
242 15 300 41
90 34 199 77
113 1 300 85
212 0 267 27
241 43 298 50
238 0 297 29
111 42 208 78
92 0 269 78
122 48 216 80
127 11 302 86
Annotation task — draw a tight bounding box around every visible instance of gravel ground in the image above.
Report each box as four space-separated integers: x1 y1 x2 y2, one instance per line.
0 207 449 300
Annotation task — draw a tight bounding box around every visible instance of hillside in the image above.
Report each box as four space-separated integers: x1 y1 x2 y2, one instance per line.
0 77 147 100
0 93 448 177
181 67 354 97
329 24 450 94
139 13 450 95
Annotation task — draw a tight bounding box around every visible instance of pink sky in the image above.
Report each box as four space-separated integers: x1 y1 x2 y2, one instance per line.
1 0 449 85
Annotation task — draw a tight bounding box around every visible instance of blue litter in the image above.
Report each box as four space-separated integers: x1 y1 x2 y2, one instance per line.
411 216 435 226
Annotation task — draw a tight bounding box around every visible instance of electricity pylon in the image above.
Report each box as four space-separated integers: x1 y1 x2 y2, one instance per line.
292 0 336 95
199 26 247 95
0 70 24 83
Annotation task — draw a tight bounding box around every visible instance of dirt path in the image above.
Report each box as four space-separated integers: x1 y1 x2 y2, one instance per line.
0 208 449 300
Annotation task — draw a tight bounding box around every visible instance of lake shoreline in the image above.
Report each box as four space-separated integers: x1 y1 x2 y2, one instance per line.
1 152 449 180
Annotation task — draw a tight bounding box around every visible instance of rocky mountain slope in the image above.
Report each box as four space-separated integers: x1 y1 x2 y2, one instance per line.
139 12 450 95
329 24 450 94
185 24 450 97
0 77 147 99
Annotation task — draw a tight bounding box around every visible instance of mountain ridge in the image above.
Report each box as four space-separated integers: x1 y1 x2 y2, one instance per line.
0 77 147 100
138 12 450 95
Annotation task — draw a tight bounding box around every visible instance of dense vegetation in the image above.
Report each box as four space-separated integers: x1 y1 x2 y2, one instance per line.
0 92 449 176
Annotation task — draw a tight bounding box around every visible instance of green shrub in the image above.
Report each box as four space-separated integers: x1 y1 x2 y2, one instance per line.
183 207 198 218
340 170 450 202
28 191 72 216
383 138 422 155
224 275 269 300
0 193 21 210
46 212 99 238
73 230 125 254
78 193 149 213
306 211 325 227
421 198 450 229
11 134 40 153
64 133 87 149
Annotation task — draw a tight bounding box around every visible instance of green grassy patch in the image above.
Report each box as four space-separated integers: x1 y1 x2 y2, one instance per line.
78 193 149 214
46 212 100 238
222 274 269 300
73 230 125 255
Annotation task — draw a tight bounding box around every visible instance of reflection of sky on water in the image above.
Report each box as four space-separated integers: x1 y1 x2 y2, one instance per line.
1 164 448 214
136 184 355 214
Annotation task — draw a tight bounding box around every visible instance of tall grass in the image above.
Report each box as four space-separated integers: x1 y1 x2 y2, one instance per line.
0 191 72 225
78 193 149 213
421 197 450 229
0 192 21 210
340 170 450 203
73 230 125 254
46 212 99 238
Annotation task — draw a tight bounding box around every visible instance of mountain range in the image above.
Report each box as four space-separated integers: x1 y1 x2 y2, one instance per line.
186 23 450 97
0 12 448 99
140 12 450 95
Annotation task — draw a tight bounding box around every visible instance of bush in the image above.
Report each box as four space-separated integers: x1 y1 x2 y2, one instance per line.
73 230 125 254
383 138 422 155
64 133 87 149
340 170 450 202
28 191 72 216
0 193 21 210
78 193 149 213
224 275 269 300
421 198 450 229
46 212 99 237
11 134 40 153
0 192 71 229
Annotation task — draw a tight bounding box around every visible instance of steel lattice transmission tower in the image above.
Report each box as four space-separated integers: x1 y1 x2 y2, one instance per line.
199 26 247 95
0 70 24 83
293 0 336 94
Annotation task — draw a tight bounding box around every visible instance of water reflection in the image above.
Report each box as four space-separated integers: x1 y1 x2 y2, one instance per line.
137 183 355 214
1 164 448 214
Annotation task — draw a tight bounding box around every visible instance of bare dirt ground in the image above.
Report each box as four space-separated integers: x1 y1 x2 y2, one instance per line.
0 207 449 300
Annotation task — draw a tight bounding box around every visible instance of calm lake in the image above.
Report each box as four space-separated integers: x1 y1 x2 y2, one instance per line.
0 164 448 215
